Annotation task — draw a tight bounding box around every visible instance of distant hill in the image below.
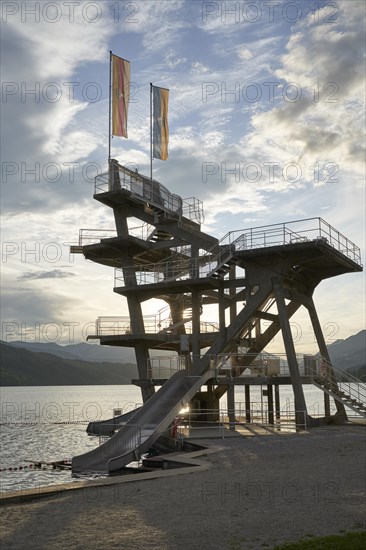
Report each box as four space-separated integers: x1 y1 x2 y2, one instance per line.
6 340 136 363
0 342 138 386
2 329 364 386
325 330 366 373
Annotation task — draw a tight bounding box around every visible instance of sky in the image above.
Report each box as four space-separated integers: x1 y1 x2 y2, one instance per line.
1 0 365 354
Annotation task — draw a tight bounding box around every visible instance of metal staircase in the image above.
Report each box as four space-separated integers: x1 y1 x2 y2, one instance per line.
147 228 173 242
205 233 246 279
310 361 366 417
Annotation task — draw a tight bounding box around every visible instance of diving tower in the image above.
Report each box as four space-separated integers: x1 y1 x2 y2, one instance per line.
71 161 364 473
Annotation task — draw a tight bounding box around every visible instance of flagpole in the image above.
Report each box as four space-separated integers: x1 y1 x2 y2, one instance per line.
108 50 112 164
150 82 153 180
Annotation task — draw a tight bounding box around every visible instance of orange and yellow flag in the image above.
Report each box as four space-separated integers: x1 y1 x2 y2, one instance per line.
112 54 130 138
152 85 169 160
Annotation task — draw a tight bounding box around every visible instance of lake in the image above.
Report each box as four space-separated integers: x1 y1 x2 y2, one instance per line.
0 383 349 493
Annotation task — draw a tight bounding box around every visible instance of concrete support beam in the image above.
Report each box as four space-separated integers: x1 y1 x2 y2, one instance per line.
114 209 155 402
272 277 308 427
306 298 346 418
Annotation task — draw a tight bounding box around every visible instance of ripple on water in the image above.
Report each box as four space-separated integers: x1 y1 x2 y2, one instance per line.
0 424 104 492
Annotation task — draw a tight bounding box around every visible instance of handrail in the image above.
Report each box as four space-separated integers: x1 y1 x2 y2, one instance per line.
147 352 317 380
79 228 117 245
173 407 308 431
216 217 361 265
114 217 362 288
307 358 366 408
94 163 204 224
95 297 213 336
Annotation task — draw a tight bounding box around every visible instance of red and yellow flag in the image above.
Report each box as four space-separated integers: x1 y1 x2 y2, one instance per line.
112 54 130 138
152 85 169 160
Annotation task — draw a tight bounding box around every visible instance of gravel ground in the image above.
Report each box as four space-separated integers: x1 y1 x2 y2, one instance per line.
0 424 365 550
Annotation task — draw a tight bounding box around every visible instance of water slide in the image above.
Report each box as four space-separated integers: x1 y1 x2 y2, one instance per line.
72 368 214 473
86 407 142 436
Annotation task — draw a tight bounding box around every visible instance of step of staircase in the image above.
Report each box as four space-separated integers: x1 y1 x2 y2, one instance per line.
209 259 237 279
311 380 366 418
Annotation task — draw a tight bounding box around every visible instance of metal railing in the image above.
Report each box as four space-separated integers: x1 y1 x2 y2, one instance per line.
146 352 315 380
220 218 361 265
96 316 134 336
113 217 361 288
94 297 218 337
182 196 204 225
147 356 189 379
94 163 204 224
306 359 366 411
177 407 307 432
129 223 155 241
214 352 316 377
79 228 117 246
77 224 156 246
114 232 246 287
96 423 141 446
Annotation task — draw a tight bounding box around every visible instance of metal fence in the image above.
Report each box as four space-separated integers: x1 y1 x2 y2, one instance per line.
114 217 362 288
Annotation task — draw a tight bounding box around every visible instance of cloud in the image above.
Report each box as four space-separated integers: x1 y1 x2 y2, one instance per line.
3 2 113 79
244 1 366 183
122 0 187 54
0 1 119 217
17 269 76 281
1 287 83 326
165 51 187 69
191 61 210 74
237 47 253 61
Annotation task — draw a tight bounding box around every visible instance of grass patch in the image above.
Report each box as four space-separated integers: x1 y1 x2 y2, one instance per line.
273 531 366 549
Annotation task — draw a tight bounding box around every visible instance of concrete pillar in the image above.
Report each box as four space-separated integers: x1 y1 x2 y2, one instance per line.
272 278 307 428
114 209 154 402
190 245 201 373
306 298 346 418
191 290 201 371
229 265 237 323
218 284 226 341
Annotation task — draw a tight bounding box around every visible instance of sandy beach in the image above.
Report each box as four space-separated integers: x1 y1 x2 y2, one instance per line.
1 424 365 550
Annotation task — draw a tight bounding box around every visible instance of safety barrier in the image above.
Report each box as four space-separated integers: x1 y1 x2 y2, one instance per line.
114 217 362 288
94 163 204 224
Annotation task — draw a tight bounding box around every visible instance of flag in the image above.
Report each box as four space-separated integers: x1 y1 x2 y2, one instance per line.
152 85 169 160
112 54 130 138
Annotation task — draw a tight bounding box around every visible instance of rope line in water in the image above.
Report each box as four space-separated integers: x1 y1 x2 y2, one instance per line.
0 460 71 472
0 421 89 425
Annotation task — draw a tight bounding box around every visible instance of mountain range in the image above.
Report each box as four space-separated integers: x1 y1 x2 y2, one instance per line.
1 330 364 386
324 330 365 378
0 342 138 386
5 340 136 363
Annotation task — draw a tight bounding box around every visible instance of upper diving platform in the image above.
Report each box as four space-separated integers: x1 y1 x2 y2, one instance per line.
94 160 204 225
